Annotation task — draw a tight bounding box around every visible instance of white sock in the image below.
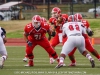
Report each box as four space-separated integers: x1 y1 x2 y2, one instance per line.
60 57 64 63
2 55 7 60
86 54 93 60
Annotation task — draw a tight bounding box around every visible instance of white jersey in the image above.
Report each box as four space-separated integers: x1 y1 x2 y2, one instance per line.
62 22 86 37
61 22 87 55
0 27 7 56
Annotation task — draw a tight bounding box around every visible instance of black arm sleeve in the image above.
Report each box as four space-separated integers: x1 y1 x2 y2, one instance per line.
1 28 6 34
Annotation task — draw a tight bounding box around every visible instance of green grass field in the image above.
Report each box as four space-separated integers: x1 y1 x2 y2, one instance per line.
0 45 100 75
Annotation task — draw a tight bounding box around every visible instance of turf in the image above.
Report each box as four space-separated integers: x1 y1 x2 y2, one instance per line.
0 45 100 75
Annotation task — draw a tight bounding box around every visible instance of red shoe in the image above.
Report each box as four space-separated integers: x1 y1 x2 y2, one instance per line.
24 59 33 67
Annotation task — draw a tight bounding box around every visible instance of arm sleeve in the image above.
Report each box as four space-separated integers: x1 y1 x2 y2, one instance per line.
1 28 6 34
1 28 6 38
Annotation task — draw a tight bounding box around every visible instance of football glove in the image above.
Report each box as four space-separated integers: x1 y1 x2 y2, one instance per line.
87 31 94 37
51 31 56 37
27 40 32 46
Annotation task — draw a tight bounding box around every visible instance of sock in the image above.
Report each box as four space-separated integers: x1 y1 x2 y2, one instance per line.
86 54 93 60
2 55 7 60
59 57 64 63
71 60 76 63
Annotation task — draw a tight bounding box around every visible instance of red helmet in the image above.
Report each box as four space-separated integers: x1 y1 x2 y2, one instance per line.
74 13 82 22
32 15 41 28
68 15 77 22
51 7 61 18
41 17 47 22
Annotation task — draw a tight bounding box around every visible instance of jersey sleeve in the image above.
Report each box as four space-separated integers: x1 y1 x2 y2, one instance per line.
24 23 32 34
49 17 56 24
24 25 28 33
62 14 68 22
86 20 90 28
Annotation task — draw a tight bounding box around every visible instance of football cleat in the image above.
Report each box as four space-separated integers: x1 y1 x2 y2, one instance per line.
68 63 76 67
24 64 33 67
55 62 64 69
23 57 28 62
90 59 95 68
24 59 34 67
0 57 4 69
62 63 66 66
50 58 55 64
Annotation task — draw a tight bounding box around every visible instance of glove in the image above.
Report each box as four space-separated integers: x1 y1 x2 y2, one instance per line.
87 31 94 37
51 31 56 37
27 40 32 46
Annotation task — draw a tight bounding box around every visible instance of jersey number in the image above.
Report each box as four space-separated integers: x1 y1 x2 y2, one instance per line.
34 34 41 40
69 25 80 31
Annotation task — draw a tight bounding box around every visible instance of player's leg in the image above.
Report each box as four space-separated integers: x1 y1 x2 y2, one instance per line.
63 36 76 66
77 36 95 68
23 54 28 62
39 38 59 63
85 39 100 60
56 37 75 68
24 44 35 67
0 43 7 69
49 34 60 64
68 48 77 66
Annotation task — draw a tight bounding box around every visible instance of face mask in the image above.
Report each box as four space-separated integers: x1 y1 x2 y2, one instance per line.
51 12 58 18
32 21 40 28
34 22 40 28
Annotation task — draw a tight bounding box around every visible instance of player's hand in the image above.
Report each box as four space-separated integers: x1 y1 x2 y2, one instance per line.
56 17 63 25
27 40 32 46
51 31 56 37
87 31 94 37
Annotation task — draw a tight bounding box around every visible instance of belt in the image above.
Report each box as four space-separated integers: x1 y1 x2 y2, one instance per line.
69 33 81 36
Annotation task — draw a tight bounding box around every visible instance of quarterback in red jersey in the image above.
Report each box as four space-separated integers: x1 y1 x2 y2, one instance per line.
67 13 100 66
23 15 59 67
49 7 68 64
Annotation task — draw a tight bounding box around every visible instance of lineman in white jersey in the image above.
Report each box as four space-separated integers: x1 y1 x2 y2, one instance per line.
55 15 95 68
0 27 7 69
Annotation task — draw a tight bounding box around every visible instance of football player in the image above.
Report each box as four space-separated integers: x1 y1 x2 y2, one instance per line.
67 13 100 66
49 7 68 64
23 17 48 62
23 15 59 67
0 27 8 69
55 15 95 68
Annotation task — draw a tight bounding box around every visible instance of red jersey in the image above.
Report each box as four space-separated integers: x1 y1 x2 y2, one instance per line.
24 22 50 41
49 14 68 33
81 19 90 29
